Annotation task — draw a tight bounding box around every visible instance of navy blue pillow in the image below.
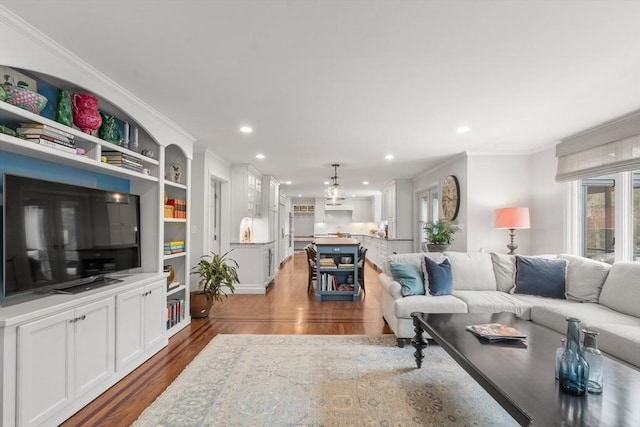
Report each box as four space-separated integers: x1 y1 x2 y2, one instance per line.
514 256 567 299
389 263 425 296
425 258 453 296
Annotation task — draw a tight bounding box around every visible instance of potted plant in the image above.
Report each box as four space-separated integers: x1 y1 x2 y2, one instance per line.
190 250 240 318
420 219 459 252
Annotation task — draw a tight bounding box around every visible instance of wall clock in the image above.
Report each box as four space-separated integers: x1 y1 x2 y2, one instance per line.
441 175 460 221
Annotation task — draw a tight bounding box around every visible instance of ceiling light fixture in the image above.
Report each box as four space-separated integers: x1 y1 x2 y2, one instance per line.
325 163 345 206
240 126 253 134
285 181 292 185
256 153 265 159
385 154 394 160
363 181 369 185
457 126 470 134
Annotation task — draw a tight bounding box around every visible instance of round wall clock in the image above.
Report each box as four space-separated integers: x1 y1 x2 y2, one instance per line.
441 175 460 221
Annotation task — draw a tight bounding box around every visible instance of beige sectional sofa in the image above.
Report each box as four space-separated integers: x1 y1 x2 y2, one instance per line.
378 251 640 368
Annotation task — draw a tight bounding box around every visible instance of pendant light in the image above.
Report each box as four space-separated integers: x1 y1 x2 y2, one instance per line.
325 163 345 205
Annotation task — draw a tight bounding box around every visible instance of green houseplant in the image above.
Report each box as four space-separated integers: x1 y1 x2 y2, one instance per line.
190 250 240 318
420 219 459 252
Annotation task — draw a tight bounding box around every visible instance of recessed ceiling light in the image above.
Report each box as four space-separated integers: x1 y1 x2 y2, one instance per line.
385 154 394 160
363 181 369 185
285 181 292 185
324 180 330 185
298 194 302 197
240 126 253 134
457 126 470 134
351 194 356 197
256 153 265 159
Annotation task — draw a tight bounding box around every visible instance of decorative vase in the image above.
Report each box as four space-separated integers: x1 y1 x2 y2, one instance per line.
3 85 48 114
98 112 123 144
555 338 567 380
55 89 73 127
426 244 449 252
582 329 603 393
190 291 213 318
558 317 589 396
71 93 102 133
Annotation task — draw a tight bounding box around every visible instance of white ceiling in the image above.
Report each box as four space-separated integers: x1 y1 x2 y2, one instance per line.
2 1 639 197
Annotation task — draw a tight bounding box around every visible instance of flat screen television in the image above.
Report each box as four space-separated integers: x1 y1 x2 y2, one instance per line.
1 174 141 298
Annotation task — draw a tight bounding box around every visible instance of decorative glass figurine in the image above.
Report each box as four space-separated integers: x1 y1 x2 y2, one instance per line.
558 317 589 396
555 338 566 380
582 329 604 393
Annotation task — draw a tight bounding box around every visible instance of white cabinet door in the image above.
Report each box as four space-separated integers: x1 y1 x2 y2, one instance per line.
116 280 166 370
75 298 115 398
143 280 166 351
115 287 145 370
18 310 74 427
314 198 325 222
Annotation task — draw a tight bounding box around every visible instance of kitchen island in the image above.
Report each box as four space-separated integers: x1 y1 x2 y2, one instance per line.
314 237 360 301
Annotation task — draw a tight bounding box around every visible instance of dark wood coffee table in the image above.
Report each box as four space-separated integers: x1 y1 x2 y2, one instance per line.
411 312 640 427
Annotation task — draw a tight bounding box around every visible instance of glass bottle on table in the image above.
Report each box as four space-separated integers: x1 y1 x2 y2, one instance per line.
582 329 604 393
555 338 567 380
558 317 589 396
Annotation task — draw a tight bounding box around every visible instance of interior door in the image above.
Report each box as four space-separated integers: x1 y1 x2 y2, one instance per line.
279 202 286 263
208 176 221 255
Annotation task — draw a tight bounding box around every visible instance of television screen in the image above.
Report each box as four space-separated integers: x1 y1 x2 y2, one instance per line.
2 174 141 298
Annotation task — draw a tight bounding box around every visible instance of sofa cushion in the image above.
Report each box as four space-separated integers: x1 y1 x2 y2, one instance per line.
453 290 533 318
598 262 640 318
530 303 640 336
394 294 468 318
389 262 424 297
587 323 640 368
383 253 433 276
558 254 611 303
490 252 516 293
513 256 567 299
444 251 497 291
424 258 453 296
420 252 449 288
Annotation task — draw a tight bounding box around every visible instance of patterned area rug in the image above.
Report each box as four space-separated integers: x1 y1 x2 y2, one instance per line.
133 335 517 426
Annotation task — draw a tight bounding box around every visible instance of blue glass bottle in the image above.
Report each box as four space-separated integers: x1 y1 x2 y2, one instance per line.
559 317 589 396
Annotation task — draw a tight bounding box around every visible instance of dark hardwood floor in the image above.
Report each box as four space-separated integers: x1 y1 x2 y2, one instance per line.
61 251 392 426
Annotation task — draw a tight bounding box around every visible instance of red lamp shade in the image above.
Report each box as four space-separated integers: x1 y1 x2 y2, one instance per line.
494 207 530 229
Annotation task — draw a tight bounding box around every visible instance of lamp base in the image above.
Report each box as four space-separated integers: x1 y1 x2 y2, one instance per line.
506 228 518 255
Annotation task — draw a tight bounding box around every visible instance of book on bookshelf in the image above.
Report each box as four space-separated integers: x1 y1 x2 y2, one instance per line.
17 122 74 140
27 138 76 154
465 323 527 342
22 132 74 146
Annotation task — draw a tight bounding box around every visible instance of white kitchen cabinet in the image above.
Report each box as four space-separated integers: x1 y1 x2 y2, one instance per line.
231 164 263 239
314 198 326 222
382 180 413 239
351 197 373 222
229 242 275 294
115 279 166 370
17 298 114 427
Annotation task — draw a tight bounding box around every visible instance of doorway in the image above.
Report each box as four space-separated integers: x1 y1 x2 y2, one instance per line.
208 175 222 256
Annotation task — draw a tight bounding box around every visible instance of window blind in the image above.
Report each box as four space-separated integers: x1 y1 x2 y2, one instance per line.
555 110 640 182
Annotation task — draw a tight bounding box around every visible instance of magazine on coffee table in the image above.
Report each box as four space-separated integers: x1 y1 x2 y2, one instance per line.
466 323 527 342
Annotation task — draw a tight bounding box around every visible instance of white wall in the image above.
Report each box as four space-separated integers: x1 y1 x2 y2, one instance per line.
530 147 565 255
413 154 468 251
189 148 231 289
467 154 532 254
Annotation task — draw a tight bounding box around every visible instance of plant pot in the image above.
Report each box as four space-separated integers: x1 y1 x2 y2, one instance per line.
190 291 213 318
426 244 450 253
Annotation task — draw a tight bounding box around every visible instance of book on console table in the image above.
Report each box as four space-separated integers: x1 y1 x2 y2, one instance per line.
465 323 527 342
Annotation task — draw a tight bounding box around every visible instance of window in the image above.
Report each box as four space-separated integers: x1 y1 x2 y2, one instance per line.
634 171 640 261
579 171 638 263
582 177 615 263
418 187 439 250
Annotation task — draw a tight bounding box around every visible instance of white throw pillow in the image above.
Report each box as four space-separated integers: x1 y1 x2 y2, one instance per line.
558 254 611 303
598 262 640 318
444 251 497 291
490 252 516 293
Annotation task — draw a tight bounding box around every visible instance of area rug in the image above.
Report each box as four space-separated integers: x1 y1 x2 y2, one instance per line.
132 334 517 426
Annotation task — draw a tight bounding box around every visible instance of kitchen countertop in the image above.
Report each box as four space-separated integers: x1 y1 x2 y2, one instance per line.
230 240 275 245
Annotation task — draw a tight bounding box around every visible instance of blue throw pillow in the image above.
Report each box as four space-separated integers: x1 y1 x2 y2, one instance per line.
424 258 453 296
389 262 425 296
514 256 567 299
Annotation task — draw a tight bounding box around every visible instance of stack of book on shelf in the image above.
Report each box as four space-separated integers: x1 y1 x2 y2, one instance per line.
338 262 355 269
465 323 527 343
102 150 143 172
166 198 186 219
319 273 355 292
164 240 185 255
17 123 76 154
167 298 185 329
319 257 337 269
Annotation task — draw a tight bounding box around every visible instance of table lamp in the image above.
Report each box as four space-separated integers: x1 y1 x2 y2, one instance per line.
494 207 530 255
